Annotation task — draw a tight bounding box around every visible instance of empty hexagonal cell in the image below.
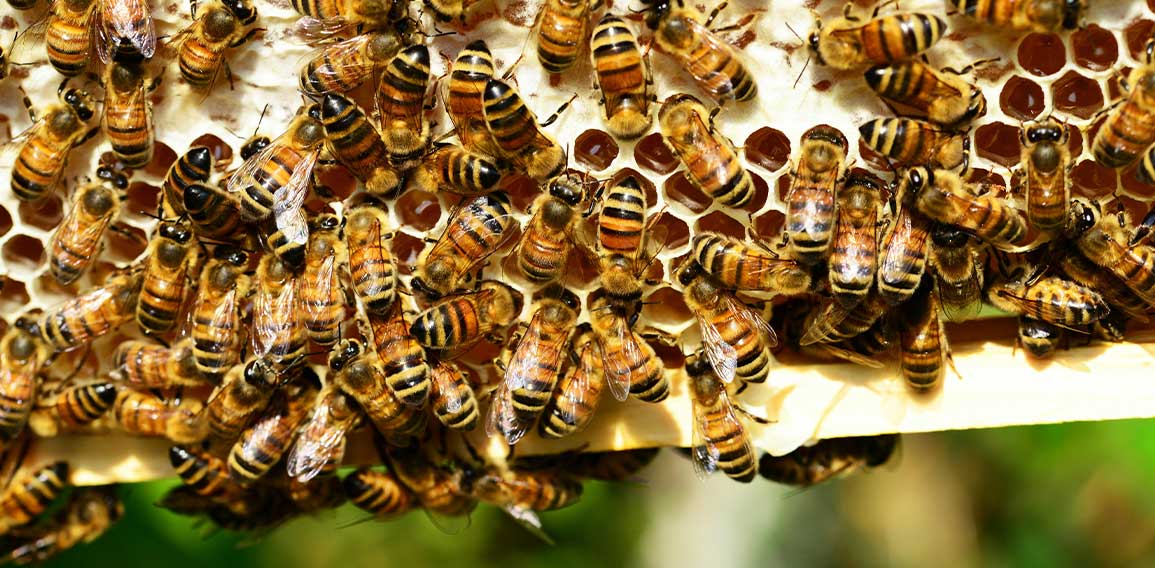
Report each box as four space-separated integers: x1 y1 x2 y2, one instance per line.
390 231 426 275
753 209 786 240
316 166 358 202
975 122 1023 168
999 76 1045 121
16 194 63 233
642 287 692 326
0 206 12 240
633 132 678 174
1018 33 1066 76
500 173 539 212
395 189 442 231
144 141 178 178
697 211 746 240
652 211 690 250
664 172 712 214
105 224 149 265
0 279 31 320
574 129 619 171
1072 24 1118 71
745 126 791 172
189 133 235 173
126 182 161 219
1071 159 1118 198
1125 19 1155 61
964 169 1008 195
1051 70 1104 120
2 234 45 275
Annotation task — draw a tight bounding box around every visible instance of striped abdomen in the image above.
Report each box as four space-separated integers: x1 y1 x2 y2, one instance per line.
539 339 604 439
170 445 238 500
877 205 930 305
12 127 76 201
46 5 96 76
375 317 431 407
482 78 542 153
344 468 416 517
430 361 479 431
785 185 836 265
690 374 756 482
238 145 304 221
103 89 153 169
537 0 588 73
680 20 756 102
859 118 963 169
900 286 945 393
705 303 771 384
184 183 243 240
429 145 502 195
228 394 309 483
53 382 118 429
0 370 35 440
598 176 646 257
0 462 70 535
1093 78 1155 169
191 287 243 379
848 13 945 65
162 147 212 218
319 93 391 184
345 208 397 314
40 274 141 351
410 296 485 349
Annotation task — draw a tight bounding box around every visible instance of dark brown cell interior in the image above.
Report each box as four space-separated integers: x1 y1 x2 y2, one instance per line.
1071 159 1118 198
653 211 690 250
642 287 691 326
651 342 686 369
189 133 234 173
975 122 1024 168
664 172 712 213
1017 33 1066 76
105 225 149 264
17 194 63 232
1107 69 1130 102
0 280 30 314
2 234 44 269
316 167 357 202
1071 24 1118 71
0 206 12 239
1067 124 1084 156
574 129 619 171
697 211 746 240
1149 0 1155 13
753 210 786 240
126 182 160 218
633 132 678 175
390 232 425 275
563 247 600 289
776 175 790 203
145 142 178 178
1051 71 1104 120
395 189 442 232
743 173 770 214
745 126 791 172
999 76 1045 121
1121 165 1155 200
500 173 539 212
1125 19 1155 61
642 259 664 284
965 169 1008 195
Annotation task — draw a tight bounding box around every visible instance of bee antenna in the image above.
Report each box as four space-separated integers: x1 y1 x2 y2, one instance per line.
784 21 803 44
792 53 811 90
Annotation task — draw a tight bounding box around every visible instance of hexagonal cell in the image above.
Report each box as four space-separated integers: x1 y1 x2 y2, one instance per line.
652 211 690 250
189 133 235 174
574 129 619 171
126 182 161 218
664 172 711 213
1051 70 1104 120
144 141 178 178
642 286 691 326
2 234 45 274
999 76 1045 121
753 209 786 240
105 224 149 265
395 189 442 232
743 172 770 214
965 169 1008 195
633 132 678 174
975 122 1023 168
391 231 426 275
17 194 63 232
1120 164 1155 200
316 166 358 202
745 126 791 173
1071 24 1118 71
500 173 539 212
1071 159 1118 198
1018 33 1066 76
0 206 12 240
696 211 746 240
1125 19 1155 61
0 279 31 320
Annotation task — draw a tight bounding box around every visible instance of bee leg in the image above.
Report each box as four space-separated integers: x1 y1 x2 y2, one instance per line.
78 126 100 146
734 404 774 425
942 57 999 77
869 0 899 19
18 85 35 123
223 62 236 91
231 28 264 49
539 94 577 128
704 1 729 28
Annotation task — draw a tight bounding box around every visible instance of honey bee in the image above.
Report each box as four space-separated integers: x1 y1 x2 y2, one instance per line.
758 434 899 487
257 223 305 271
363 303 433 410
907 168 1027 248
2 486 123 566
30 382 118 437
298 29 403 97
591 14 652 140
1094 63 1155 169
184 182 245 241
301 214 347 347
204 358 278 442
169 445 247 505
799 291 890 346
290 0 393 35
1018 316 1062 358
483 78 567 182
877 183 932 306
287 386 360 483
515 175 588 283
344 202 398 315
343 467 417 518
0 324 51 441
588 294 668 402
899 279 949 393
829 173 882 308
1058 253 1150 323
190 246 251 379
383 444 477 520
413 191 517 298
111 388 207 443
47 167 127 285
566 448 660 481
94 0 156 63
446 40 498 155
136 221 197 335
987 271 1109 328
464 467 583 518
489 290 580 445
252 254 305 374
329 339 425 438
101 60 158 169
864 58 987 127
808 6 945 70
596 174 662 308
112 338 206 388
658 94 754 207
952 0 1085 32
228 379 317 484
929 224 984 321
539 324 605 439
38 270 142 352
319 93 399 194
536 0 592 73
1019 117 1071 233
10 82 98 201
171 0 260 90
784 126 847 265
376 45 431 171
227 108 326 245
692 232 810 294
641 0 756 102
414 361 475 433
678 261 777 386
686 349 758 482
161 146 212 219
409 281 523 350
45 0 98 77
858 117 968 170
409 144 504 196
0 462 70 536
1065 199 1155 307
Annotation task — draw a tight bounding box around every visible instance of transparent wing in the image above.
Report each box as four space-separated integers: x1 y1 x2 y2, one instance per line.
300 35 375 95
226 135 285 195
729 294 778 348
598 317 634 401
484 379 522 443
293 16 354 44
287 401 352 483
501 506 554 545
492 315 547 444
690 396 719 480
273 150 319 245
431 363 463 415
303 255 338 322
697 313 738 384
560 341 600 423
252 280 296 358
815 344 885 369
799 299 849 346
95 0 156 63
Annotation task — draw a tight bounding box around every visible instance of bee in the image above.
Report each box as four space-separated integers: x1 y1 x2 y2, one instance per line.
536 0 591 73
111 388 208 443
169 445 247 506
190 246 251 379
228 379 317 484
906 167 1027 248
658 94 754 207
112 338 206 388
301 214 347 347
47 167 127 286
409 281 523 350
30 382 118 437
428 360 479 432
987 272 1109 328
409 144 504 196
1058 253 1150 323
252 254 305 374
136 221 197 335
686 349 757 482
94 0 156 63
515 175 588 283
489 290 580 445
591 14 653 140
376 45 431 171
566 448 660 481
929 224 984 321
784 126 847 265
260 224 307 271
319 93 399 194
329 339 425 438
290 0 393 34
171 0 260 90
641 0 756 102
465 467 583 515
952 0 1085 32
203 358 278 442
1018 316 1062 359
227 108 326 245
863 58 987 127
829 173 882 308
596 174 662 308
692 232 811 294
101 60 158 169
45 0 99 77
0 325 51 441
1094 63 1155 169
39 270 142 352
678 260 777 386
299 30 403 97
588 294 668 402
858 117 968 170
899 279 949 393
344 202 398 314
808 6 945 70
1065 199 1155 307
877 182 932 306
483 78 567 182
799 291 890 346
446 40 498 155
539 324 605 439
758 434 899 487
184 182 245 241
413 191 517 298
287 386 361 483
343 468 417 519
10 82 98 201
2 486 123 566
1017 117 1071 233
0 462 70 536
360 306 430 408
161 146 212 219
383 444 476 519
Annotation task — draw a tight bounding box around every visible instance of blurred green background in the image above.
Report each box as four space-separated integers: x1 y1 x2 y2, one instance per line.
43 419 1155 568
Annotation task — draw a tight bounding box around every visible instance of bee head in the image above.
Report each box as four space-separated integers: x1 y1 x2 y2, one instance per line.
221 0 257 24
1068 201 1098 236
96 166 129 190
63 88 95 121
159 221 193 244
328 339 362 371
213 245 249 267
240 136 271 161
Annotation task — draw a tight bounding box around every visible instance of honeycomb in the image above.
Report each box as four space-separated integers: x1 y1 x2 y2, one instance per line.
1 0 1155 491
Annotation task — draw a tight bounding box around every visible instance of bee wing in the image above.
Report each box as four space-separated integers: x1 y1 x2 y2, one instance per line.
491 316 548 444
689 395 719 480
95 0 156 64
303 254 338 319
799 300 848 346
597 319 635 401
696 313 738 384
484 379 527 444
252 280 297 358
293 16 354 44
273 150 320 245
501 505 555 545
729 295 778 348
814 344 885 369
286 407 349 483
431 365 464 414
300 35 375 95
562 341 601 418
226 135 285 195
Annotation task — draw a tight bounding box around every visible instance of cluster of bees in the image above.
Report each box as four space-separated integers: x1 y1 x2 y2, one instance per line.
4 0 1155 556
